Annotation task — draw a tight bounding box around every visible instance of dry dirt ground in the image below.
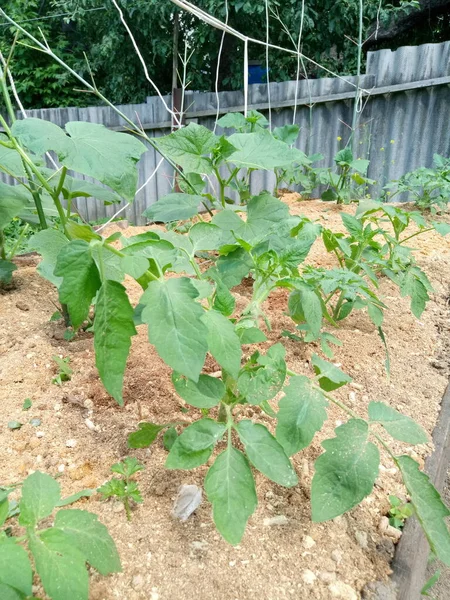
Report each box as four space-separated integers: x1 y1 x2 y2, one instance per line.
1 198 450 600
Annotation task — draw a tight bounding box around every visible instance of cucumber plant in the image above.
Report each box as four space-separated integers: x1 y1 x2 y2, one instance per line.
0 471 120 600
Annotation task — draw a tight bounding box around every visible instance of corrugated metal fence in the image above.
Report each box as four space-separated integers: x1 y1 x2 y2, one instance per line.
5 41 450 224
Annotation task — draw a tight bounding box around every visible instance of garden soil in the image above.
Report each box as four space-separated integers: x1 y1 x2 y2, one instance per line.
1 197 450 600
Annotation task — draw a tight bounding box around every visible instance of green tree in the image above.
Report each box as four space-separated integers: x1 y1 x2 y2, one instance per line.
1 0 448 109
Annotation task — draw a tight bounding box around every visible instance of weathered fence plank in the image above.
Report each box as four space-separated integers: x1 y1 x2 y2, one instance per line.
2 41 449 224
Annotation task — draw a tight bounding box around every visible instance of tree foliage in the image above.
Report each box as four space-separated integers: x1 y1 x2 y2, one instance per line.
1 0 447 109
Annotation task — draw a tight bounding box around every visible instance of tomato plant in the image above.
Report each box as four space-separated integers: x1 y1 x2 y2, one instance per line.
0 472 120 600
1 97 450 559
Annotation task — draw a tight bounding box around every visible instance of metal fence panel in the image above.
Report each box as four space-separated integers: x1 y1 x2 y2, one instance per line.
2 41 449 224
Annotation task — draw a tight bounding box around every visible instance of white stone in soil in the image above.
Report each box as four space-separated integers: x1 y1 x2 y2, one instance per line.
263 515 289 526
328 581 358 600
172 484 202 521
302 569 317 585
302 535 316 549
331 549 343 563
66 439 77 448
355 530 369 549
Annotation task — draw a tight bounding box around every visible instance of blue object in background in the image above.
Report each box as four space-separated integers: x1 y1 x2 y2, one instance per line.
248 62 269 84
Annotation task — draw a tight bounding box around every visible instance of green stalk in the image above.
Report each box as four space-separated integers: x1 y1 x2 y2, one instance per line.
400 227 434 245
218 402 227 424
0 65 16 123
214 166 226 207
0 230 7 260
124 496 131 522
7 222 29 260
0 79 48 229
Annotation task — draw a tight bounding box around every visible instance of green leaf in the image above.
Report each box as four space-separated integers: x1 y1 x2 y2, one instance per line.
65 221 101 243
13 119 148 202
98 479 126 500
0 260 17 284
189 222 223 252
54 240 101 329
163 427 178 451
0 542 33 598
29 529 88 600
368 402 428 444
288 284 323 338
217 112 248 130
91 244 125 283
312 354 352 391
213 280 236 316
213 192 290 246
189 278 214 299
235 420 298 487
202 310 242 379
0 583 23 600
143 194 203 223
178 172 206 195
172 373 225 408
166 419 226 469
111 457 144 477
0 499 9 527
276 376 328 456
8 420 22 430
62 177 122 205
128 422 167 448
29 229 69 286
0 182 32 230
122 239 179 275
216 248 252 288
204 446 257 545
141 278 208 381
94 280 137 405
335 147 353 165
237 326 267 344
227 131 304 170
237 344 286 405
397 456 450 565
56 490 95 507
0 139 27 177
11 118 68 155
53 509 121 575
311 419 380 521
121 255 149 279
19 471 61 528
273 124 300 145
421 570 441 596
156 123 217 174
22 398 32 411
432 221 450 237
341 213 363 238
400 268 431 318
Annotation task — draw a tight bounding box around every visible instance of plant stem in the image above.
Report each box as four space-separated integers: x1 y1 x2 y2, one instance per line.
332 292 345 320
124 496 131 521
0 230 6 260
0 69 16 123
214 167 226 207
218 402 227 423
7 222 29 260
400 227 434 245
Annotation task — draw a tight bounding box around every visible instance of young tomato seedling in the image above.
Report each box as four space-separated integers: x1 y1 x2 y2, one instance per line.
51 355 72 386
98 457 144 521
0 471 120 600
388 494 414 529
